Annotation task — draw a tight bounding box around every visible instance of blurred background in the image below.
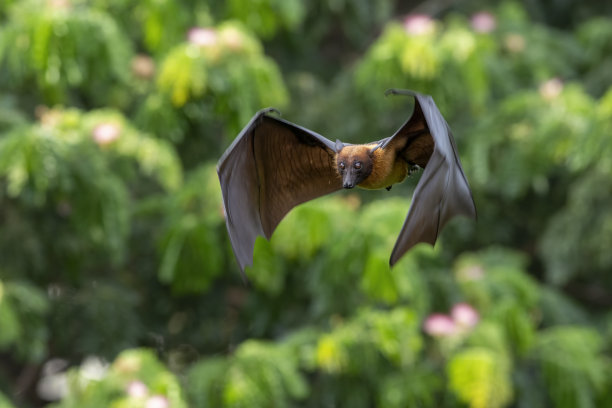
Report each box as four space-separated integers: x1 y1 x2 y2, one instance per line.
1 0 612 407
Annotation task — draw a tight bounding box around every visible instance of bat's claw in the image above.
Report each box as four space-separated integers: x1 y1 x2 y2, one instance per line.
386 186 392 191
369 141 384 155
259 107 281 117
385 88 418 98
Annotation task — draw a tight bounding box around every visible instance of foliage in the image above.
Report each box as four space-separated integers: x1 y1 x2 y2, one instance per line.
0 279 49 362
157 164 226 294
448 347 513 408
135 20 289 163
532 327 608 408
155 22 287 115
0 392 16 408
0 108 180 279
187 337 310 407
1 0 612 407
224 0 305 39
0 0 132 106
47 349 187 408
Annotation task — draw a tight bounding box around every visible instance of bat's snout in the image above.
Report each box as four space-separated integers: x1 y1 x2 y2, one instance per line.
342 173 358 189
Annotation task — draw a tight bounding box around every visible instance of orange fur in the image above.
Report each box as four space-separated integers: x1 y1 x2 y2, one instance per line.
336 144 408 190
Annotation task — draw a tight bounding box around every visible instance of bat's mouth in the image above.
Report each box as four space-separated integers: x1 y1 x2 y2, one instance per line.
343 183 355 189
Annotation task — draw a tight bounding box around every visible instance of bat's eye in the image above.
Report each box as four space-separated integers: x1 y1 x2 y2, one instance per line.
339 162 345 170
354 162 362 170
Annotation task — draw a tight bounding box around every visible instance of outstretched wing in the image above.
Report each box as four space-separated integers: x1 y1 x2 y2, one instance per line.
385 90 477 265
217 110 342 272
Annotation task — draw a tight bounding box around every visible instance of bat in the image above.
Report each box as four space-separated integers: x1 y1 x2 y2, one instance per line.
217 89 476 273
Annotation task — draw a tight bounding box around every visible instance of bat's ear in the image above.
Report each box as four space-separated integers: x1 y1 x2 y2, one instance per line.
335 139 344 152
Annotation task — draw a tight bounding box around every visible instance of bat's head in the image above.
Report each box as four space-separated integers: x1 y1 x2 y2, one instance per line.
335 143 374 189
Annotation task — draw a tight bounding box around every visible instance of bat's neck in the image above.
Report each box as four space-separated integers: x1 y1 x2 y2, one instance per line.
358 147 408 190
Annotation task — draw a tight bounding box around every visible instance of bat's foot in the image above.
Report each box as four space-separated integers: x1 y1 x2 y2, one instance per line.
403 159 420 177
386 186 392 191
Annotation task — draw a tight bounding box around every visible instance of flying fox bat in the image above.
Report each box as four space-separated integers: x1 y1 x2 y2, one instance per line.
217 89 476 273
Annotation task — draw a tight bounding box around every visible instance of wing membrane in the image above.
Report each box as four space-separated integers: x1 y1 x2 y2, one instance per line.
387 91 476 265
217 112 341 272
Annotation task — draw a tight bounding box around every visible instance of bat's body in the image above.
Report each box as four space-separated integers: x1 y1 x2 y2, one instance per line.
217 89 476 273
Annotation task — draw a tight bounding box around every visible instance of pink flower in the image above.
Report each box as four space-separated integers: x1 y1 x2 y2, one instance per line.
470 12 496 33
126 380 148 398
92 123 120 145
539 78 563 100
188 27 218 47
424 314 456 337
451 303 479 328
403 14 434 35
145 395 169 408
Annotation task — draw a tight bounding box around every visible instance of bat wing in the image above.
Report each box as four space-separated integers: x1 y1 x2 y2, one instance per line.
385 90 477 265
217 109 342 273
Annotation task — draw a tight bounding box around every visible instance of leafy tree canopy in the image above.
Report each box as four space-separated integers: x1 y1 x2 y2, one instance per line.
1 0 612 407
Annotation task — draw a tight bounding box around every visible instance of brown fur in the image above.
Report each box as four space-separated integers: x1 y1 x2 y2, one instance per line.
402 134 433 168
336 144 409 190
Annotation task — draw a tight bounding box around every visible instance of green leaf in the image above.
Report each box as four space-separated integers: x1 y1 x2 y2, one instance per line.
533 326 607 408
0 281 21 348
378 365 443 408
448 347 513 408
0 279 49 361
0 391 16 408
187 340 308 408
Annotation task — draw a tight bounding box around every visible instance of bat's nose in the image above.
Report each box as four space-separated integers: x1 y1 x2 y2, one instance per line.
343 173 356 189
